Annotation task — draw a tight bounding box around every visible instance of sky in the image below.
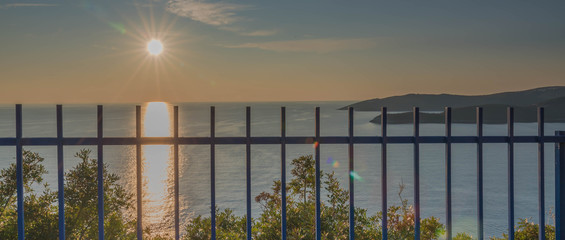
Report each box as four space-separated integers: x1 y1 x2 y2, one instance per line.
0 0 564 103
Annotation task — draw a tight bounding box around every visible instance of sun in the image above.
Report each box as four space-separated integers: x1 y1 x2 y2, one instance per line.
108 7 188 102
147 39 163 56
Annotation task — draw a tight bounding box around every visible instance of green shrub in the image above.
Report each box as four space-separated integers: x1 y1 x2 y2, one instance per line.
184 155 448 240
489 218 555 240
1 151 554 240
0 149 136 239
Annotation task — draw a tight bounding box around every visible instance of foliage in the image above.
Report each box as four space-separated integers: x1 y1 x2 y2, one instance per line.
0 149 136 239
0 151 58 239
489 218 555 240
454 232 474 240
1 152 557 240
184 155 450 240
64 149 136 239
183 207 247 240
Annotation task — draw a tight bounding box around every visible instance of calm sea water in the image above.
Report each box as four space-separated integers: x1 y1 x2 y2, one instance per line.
0 102 562 238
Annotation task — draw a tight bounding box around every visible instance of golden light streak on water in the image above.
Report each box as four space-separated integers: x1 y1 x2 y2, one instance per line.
144 102 171 137
142 102 174 237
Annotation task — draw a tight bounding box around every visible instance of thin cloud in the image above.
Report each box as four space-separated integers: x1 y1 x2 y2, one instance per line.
241 29 278 37
226 38 378 53
1 3 57 8
166 0 250 26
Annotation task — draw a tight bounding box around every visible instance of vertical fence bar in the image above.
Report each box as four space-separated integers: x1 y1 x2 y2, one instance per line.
348 107 355 240
210 106 216 240
413 107 420 240
174 106 180 240
57 105 65 240
281 107 287 240
538 108 545 240
445 107 452 240
477 107 484 240
136 105 142 240
16 104 24 240
315 107 321 240
97 105 104 240
381 107 388 240
508 107 515 240
246 106 252 240
557 131 565 239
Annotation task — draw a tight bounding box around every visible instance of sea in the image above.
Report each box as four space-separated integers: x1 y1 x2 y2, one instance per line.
0 101 563 239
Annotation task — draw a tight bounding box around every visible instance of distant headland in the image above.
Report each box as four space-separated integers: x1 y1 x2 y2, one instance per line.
340 86 565 124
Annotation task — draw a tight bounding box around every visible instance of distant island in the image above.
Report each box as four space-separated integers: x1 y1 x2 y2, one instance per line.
340 86 565 124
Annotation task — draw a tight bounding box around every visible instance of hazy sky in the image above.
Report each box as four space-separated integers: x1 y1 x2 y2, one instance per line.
1 0 564 103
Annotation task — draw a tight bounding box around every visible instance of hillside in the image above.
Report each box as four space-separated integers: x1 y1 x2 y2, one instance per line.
341 86 565 111
369 96 565 124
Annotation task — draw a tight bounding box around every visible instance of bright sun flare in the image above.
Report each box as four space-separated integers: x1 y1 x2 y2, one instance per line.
147 39 163 56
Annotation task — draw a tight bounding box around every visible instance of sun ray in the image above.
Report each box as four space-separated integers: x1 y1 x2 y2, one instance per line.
159 13 180 41
157 57 183 102
90 0 188 103
134 2 153 39
153 56 163 99
111 56 150 102
148 5 157 38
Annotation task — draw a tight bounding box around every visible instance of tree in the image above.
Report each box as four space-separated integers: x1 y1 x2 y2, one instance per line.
0 149 136 239
64 149 136 239
183 207 247 240
253 155 447 240
0 151 58 239
1 151 554 240
184 155 449 240
489 218 555 240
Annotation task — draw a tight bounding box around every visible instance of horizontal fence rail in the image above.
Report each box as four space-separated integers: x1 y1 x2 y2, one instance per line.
3 136 565 146
1 104 564 240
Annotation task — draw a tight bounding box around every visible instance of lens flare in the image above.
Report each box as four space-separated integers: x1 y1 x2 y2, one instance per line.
332 161 340 168
326 157 339 168
109 22 126 34
350 171 363 181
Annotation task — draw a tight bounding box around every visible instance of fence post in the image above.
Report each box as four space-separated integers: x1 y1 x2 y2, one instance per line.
348 107 355 240
507 108 515 240
136 106 142 240
173 106 180 240
381 107 388 240
537 108 545 240
16 104 24 240
56 105 65 240
97 105 105 240
281 107 287 240
315 107 321 240
246 107 252 240
210 106 216 240
477 107 484 240
445 107 452 240
556 131 565 239
413 107 421 240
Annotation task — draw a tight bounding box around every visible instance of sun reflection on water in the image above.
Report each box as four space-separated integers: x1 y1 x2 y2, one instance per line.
144 102 171 137
142 102 174 237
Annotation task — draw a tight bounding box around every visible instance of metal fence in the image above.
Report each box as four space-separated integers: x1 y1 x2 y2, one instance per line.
1 104 565 240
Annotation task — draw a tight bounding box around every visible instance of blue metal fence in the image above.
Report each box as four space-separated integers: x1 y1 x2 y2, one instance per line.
557 131 565 239
477 108 484 240
1 104 565 240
